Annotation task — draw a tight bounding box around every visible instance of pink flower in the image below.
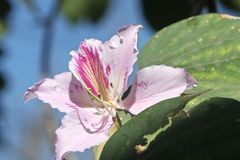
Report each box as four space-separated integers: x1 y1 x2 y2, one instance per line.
24 25 196 160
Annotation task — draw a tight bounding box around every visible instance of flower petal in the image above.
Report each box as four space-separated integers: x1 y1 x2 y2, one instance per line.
101 25 142 98
69 39 110 101
24 72 94 113
123 65 197 115
55 109 113 160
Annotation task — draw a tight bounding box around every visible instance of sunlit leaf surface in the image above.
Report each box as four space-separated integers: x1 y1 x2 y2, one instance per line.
139 14 240 107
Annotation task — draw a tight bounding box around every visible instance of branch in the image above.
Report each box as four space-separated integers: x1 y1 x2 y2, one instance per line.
40 0 63 76
21 0 43 25
40 0 63 154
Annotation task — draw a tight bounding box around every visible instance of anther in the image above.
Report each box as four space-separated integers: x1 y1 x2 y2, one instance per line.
97 93 102 99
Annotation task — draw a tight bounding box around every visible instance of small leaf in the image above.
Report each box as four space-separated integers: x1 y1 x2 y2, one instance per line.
0 20 6 34
60 0 109 23
60 0 87 23
117 109 133 125
87 0 109 22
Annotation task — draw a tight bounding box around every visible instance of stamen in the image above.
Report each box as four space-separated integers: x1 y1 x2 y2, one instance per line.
72 42 110 101
93 104 106 115
75 72 113 116
102 101 116 117
74 68 102 103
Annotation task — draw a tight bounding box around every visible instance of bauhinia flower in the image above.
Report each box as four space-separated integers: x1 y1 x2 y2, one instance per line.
24 25 196 160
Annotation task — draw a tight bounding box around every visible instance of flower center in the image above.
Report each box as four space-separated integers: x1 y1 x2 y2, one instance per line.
71 40 123 117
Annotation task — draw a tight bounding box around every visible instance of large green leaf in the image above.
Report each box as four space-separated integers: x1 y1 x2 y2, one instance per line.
139 98 240 160
139 14 240 107
100 93 199 160
101 97 240 160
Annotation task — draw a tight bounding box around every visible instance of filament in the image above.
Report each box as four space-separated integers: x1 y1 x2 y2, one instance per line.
101 101 116 117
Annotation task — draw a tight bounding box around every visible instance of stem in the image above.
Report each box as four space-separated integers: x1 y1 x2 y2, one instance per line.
40 20 53 76
113 112 122 129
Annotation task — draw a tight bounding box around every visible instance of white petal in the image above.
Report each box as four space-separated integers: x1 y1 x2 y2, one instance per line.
55 109 113 160
101 25 142 98
24 72 94 113
123 65 197 115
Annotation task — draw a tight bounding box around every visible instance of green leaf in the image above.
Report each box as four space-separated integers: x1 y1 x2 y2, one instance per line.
116 109 133 126
139 98 240 160
60 0 109 23
87 0 109 22
138 14 240 107
0 0 11 34
0 20 6 34
60 0 88 23
100 93 199 160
